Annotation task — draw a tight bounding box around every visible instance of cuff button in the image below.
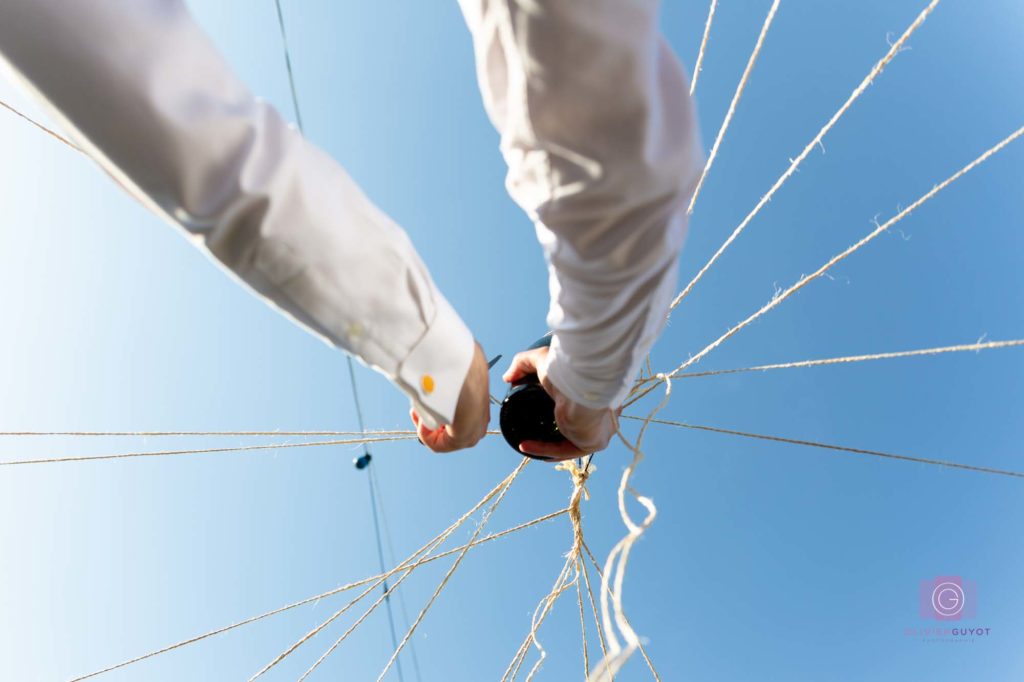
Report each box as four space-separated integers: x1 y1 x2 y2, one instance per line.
421 374 435 395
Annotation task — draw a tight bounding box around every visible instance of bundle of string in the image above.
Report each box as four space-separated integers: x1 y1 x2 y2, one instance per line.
2 0 1023 678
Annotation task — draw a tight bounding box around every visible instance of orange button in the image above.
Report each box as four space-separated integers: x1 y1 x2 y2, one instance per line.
421 374 435 394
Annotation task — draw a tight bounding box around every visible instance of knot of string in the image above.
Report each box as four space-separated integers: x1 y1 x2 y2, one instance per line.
557 457 594 501
558 456 595 562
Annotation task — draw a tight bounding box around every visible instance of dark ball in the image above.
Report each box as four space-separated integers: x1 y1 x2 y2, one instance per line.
499 381 566 458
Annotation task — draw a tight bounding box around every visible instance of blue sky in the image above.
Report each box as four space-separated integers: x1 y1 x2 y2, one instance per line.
1 1 1022 680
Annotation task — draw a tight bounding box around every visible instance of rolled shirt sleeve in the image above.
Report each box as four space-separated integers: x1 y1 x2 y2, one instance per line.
459 0 703 409
0 0 473 427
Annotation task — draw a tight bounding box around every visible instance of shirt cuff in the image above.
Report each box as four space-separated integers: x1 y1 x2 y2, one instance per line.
395 293 475 429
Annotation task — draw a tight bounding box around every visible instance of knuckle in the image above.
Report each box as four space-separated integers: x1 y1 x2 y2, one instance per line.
467 429 486 448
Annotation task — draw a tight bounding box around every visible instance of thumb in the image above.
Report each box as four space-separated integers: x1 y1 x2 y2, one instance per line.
502 349 544 384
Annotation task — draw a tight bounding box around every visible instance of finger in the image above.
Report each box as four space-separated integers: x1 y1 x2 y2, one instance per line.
410 409 427 446
518 439 587 459
552 430 611 456
419 418 471 453
414 416 438 448
417 422 450 453
441 423 488 452
544 451 585 462
502 349 542 384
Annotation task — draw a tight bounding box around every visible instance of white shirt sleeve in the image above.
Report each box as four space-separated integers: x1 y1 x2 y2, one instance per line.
458 0 704 409
0 0 473 428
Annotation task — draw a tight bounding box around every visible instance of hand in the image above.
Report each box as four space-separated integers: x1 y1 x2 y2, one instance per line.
410 341 490 452
502 345 618 461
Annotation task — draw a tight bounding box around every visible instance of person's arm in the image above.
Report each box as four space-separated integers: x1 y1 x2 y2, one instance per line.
0 0 485 440
460 0 703 414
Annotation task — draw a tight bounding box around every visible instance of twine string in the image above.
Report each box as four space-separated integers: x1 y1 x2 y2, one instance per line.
0 97 81 151
69 504 567 681
586 378 670 681
576 555 591 679
372 459 529 681
0 436 416 467
502 459 594 681
628 124 1024 409
248 462 526 681
631 339 1024 386
670 0 942 311
625 415 1024 479
689 0 719 96
687 0 781 214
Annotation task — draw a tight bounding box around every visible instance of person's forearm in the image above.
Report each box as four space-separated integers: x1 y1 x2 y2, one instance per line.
459 0 703 409
0 0 472 426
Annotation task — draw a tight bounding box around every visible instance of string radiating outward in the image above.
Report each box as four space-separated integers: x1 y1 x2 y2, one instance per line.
671 0 942 311
689 0 719 95
502 458 596 682
576 555 591 679
293 460 529 682
0 436 416 467
632 339 1024 384
371 464 425 682
622 416 1024 480
0 429 503 438
273 0 304 132
0 97 81 151
72 501 569 675
373 459 528 681
579 548 611 672
0 429 415 437
687 0 780 214
70 502 566 681
628 124 1024 409
366 464 407 682
249 461 527 680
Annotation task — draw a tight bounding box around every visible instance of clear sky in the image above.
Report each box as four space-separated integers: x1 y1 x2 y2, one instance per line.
1 1 1022 680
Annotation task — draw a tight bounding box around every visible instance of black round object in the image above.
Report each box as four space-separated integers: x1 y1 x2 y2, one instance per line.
499 333 568 459
500 381 565 457
353 453 372 469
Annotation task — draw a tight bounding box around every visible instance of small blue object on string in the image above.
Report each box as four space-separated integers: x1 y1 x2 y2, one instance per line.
354 452 372 470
